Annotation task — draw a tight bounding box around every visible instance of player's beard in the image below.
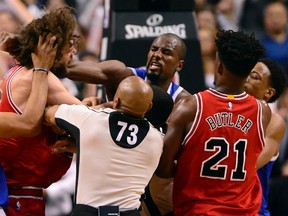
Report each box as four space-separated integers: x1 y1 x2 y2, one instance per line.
146 72 160 85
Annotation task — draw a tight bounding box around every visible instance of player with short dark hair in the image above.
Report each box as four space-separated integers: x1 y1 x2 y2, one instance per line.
156 29 269 216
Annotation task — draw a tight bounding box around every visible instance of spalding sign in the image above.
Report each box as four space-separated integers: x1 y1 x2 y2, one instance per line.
111 12 197 40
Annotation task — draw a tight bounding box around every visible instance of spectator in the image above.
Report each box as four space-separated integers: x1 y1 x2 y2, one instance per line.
212 0 245 31
261 2 288 75
198 28 217 88
196 9 218 32
0 3 21 75
239 0 270 38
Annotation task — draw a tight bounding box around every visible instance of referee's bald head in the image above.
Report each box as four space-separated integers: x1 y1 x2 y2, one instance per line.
113 76 153 118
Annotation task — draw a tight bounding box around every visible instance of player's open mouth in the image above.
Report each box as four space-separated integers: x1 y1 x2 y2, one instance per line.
149 62 161 71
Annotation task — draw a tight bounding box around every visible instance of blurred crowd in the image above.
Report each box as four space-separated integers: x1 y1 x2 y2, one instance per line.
0 0 288 215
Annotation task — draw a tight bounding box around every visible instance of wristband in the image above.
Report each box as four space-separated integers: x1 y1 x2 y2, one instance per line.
33 67 49 74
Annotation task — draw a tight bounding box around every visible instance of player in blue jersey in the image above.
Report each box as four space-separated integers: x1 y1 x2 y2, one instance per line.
244 58 288 216
65 33 191 103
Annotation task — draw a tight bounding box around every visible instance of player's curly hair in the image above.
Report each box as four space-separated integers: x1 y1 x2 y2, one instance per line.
215 29 265 78
5 6 80 70
259 58 288 103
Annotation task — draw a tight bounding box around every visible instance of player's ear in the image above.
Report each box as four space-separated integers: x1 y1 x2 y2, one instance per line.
216 62 224 75
264 87 275 102
146 102 153 113
176 60 184 72
113 97 121 109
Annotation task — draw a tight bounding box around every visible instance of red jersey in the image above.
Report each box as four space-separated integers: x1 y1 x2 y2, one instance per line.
0 66 72 215
173 89 265 216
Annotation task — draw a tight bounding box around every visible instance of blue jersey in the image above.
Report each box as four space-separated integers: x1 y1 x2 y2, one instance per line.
0 165 8 208
130 67 183 102
257 156 277 216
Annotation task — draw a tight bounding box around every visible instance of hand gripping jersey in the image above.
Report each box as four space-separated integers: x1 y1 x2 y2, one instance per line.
130 67 183 102
55 105 164 211
174 89 265 216
0 65 72 215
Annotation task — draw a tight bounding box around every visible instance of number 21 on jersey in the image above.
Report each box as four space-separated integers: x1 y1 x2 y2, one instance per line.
200 137 247 181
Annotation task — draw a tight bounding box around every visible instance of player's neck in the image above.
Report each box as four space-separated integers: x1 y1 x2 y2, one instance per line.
214 86 245 95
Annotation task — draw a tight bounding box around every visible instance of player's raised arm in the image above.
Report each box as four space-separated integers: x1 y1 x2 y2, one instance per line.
0 34 57 137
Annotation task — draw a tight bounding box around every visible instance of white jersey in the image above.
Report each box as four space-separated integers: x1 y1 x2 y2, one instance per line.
55 105 164 210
